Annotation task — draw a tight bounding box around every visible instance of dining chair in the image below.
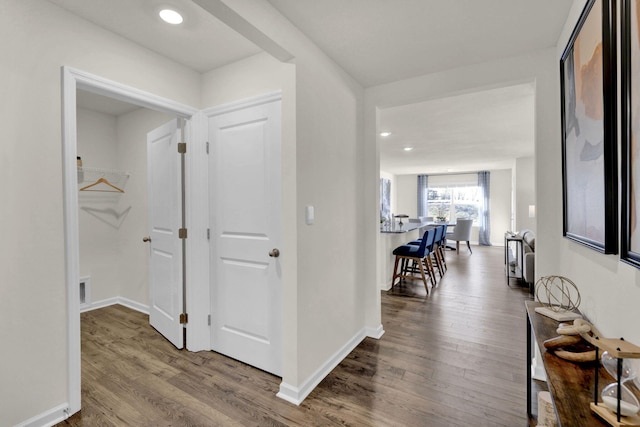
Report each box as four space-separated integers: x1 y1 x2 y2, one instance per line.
445 219 473 254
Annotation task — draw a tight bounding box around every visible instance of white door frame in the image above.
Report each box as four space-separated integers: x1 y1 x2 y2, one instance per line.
61 66 201 414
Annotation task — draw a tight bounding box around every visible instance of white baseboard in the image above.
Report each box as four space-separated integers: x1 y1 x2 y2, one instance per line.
276 382 302 405
365 324 385 339
14 403 69 427
277 328 367 405
380 282 392 291
117 297 150 314
80 296 118 312
80 296 149 314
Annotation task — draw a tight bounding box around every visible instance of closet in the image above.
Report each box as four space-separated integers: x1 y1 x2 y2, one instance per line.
76 89 173 312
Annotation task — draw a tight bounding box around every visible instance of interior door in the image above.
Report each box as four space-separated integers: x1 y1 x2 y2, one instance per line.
147 119 184 349
208 96 282 376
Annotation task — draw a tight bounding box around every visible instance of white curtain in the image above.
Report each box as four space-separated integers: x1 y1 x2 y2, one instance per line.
478 171 491 246
417 175 428 217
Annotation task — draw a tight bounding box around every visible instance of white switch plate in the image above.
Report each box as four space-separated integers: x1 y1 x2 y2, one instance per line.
306 205 314 225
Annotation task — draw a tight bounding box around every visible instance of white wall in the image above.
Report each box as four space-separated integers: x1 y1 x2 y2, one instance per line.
541 0 640 344
0 1 200 425
218 0 372 396
515 156 536 232
395 174 417 218
201 52 292 107
490 169 513 244
115 108 174 305
290 35 365 386
77 108 120 304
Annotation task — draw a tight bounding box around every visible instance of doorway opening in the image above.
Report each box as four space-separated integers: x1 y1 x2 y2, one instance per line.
76 89 175 314
62 67 198 415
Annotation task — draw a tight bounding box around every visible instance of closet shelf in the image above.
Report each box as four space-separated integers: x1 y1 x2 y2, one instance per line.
78 167 130 193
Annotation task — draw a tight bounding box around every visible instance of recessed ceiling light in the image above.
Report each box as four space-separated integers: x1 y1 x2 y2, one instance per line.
380 132 392 137
159 9 183 25
403 146 414 151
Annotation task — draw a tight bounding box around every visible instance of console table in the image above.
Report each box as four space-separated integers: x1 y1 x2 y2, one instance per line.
526 301 608 426
505 232 524 283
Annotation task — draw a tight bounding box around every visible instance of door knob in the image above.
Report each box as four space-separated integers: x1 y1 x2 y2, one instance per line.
143 236 151 243
269 248 280 258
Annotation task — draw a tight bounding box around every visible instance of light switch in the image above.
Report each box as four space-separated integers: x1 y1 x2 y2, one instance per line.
306 205 314 225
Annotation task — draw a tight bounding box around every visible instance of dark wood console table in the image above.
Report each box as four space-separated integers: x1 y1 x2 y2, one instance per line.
526 301 608 427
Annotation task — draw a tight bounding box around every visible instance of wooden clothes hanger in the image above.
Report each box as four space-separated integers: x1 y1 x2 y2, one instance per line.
79 177 124 193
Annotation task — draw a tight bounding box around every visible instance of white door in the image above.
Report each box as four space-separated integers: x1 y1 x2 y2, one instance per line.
147 119 184 349
208 97 282 376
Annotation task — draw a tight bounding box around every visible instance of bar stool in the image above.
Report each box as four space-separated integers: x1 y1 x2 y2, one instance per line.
408 225 446 280
391 228 436 293
430 225 446 278
437 225 448 271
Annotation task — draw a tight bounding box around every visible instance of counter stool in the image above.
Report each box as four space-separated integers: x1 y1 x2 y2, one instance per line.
430 225 446 278
391 228 436 293
408 225 446 280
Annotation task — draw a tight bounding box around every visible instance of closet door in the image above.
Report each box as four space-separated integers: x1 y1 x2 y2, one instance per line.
147 119 183 349
208 96 282 375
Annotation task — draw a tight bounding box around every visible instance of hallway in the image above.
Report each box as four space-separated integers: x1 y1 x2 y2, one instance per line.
59 245 533 426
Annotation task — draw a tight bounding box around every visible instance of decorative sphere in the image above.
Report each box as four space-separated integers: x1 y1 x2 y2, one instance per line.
534 276 581 313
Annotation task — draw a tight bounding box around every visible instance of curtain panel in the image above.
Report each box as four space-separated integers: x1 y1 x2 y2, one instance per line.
417 175 428 217
478 171 491 246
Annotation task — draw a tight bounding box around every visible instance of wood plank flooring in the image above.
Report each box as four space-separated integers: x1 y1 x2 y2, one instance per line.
58 245 534 427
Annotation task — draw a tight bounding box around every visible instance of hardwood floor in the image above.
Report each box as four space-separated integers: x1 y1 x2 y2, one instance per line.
58 245 534 427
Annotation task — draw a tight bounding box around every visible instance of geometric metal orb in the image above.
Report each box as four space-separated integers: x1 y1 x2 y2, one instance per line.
534 275 581 313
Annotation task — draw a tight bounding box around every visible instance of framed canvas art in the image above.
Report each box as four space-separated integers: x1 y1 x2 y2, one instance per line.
621 0 640 266
560 0 617 254
380 178 390 222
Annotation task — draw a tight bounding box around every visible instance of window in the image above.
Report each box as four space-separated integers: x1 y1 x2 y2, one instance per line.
419 173 482 224
427 185 481 224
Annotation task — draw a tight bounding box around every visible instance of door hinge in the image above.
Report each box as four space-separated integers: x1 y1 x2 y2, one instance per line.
178 142 187 154
180 313 188 324
207 314 211 326
179 228 188 239
206 141 209 154
207 228 210 240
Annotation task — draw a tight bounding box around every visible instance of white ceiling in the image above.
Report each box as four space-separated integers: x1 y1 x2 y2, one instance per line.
265 0 572 175
379 83 535 175
47 0 574 175
266 0 574 87
46 0 262 73
77 90 141 116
